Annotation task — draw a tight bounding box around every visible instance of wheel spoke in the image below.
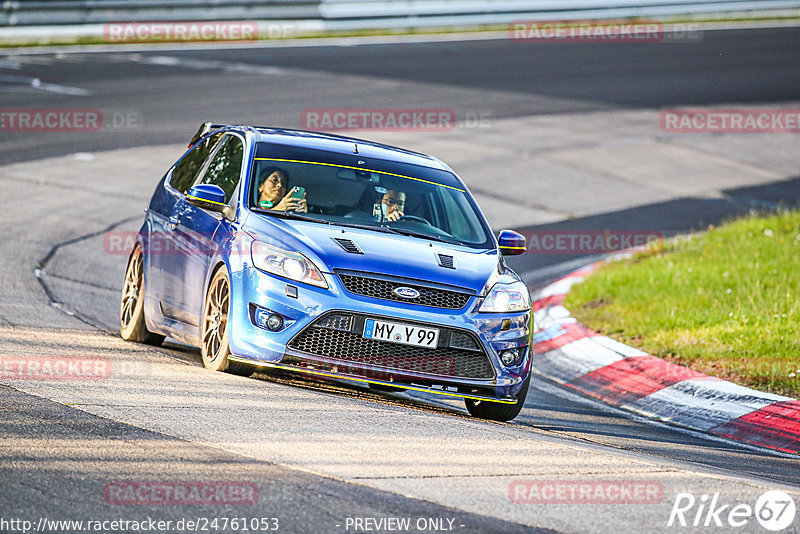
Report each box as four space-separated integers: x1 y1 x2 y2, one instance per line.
215 281 224 309
204 326 214 356
214 281 222 309
121 299 133 325
121 250 143 327
201 272 231 366
122 284 137 303
209 334 218 357
203 324 215 343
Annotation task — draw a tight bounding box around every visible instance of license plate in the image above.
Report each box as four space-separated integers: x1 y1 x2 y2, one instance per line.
363 319 439 348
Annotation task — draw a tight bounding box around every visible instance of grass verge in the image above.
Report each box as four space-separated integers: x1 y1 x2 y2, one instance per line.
565 210 800 397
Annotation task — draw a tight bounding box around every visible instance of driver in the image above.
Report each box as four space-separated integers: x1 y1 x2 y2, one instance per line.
381 189 406 222
257 167 307 212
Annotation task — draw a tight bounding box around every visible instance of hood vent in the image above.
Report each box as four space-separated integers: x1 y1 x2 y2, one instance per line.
437 253 456 269
333 238 364 254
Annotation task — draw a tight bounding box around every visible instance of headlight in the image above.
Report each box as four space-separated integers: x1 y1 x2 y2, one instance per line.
251 241 328 288
479 281 531 313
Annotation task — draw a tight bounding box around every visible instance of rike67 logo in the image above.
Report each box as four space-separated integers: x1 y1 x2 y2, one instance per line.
668 490 796 531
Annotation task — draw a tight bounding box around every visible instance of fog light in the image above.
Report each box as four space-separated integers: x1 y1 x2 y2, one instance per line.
500 349 519 367
266 313 284 331
255 308 284 331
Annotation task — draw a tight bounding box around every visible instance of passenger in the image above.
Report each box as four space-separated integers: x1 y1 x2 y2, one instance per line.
381 189 406 222
257 167 307 212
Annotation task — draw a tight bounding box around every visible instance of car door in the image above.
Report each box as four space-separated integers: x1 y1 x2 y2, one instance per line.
171 133 246 326
149 132 223 323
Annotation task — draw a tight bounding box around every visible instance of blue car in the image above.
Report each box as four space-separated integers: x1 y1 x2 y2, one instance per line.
120 123 532 421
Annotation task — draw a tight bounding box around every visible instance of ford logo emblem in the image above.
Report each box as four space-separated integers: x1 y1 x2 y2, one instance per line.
393 286 420 299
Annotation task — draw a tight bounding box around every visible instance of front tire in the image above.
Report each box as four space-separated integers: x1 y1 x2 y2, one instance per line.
119 245 165 346
201 267 254 377
465 375 530 422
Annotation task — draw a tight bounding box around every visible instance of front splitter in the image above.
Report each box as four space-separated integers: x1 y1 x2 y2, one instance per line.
228 355 517 404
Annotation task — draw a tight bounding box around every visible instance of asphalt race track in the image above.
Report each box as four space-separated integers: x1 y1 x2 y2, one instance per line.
2 26 800 165
1 26 799 533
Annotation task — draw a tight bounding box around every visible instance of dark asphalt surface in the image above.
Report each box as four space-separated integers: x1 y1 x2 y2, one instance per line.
2 27 799 530
189 27 800 107
1 27 798 165
1 385 544 534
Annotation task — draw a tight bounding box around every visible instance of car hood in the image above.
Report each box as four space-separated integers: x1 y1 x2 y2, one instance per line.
243 214 500 294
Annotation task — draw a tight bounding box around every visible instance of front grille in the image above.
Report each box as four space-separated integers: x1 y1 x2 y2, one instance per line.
337 272 472 310
287 312 494 380
449 330 481 351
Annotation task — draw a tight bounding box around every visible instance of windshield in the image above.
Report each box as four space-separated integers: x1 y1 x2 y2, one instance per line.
248 143 494 248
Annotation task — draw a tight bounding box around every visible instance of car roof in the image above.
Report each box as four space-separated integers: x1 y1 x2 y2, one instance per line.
222 125 452 172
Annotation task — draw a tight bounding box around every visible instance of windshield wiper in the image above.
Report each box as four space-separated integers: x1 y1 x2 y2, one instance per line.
251 208 331 224
251 211 462 244
334 221 405 235
385 227 464 245
337 220 463 245
253 210 402 236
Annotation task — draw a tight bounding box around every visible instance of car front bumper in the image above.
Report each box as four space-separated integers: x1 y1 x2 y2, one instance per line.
227 266 532 401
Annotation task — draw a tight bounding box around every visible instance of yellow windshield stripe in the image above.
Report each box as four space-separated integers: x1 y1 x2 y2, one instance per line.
254 157 464 192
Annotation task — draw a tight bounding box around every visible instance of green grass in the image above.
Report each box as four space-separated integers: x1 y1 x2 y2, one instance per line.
565 210 800 397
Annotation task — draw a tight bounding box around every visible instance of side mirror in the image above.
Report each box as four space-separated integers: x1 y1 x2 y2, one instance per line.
498 229 526 256
187 184 226 213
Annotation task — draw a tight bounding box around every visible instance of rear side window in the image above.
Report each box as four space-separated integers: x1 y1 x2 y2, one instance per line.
196 134 244 203
170 132 223 194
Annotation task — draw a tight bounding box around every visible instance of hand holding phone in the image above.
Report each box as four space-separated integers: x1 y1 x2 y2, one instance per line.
272 186 307 212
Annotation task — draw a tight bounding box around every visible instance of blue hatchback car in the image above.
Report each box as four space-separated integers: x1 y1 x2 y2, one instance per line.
120 124 532 421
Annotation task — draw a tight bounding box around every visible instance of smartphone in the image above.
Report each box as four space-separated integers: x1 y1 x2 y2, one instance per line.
290 186 305 199
373 201 387 221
